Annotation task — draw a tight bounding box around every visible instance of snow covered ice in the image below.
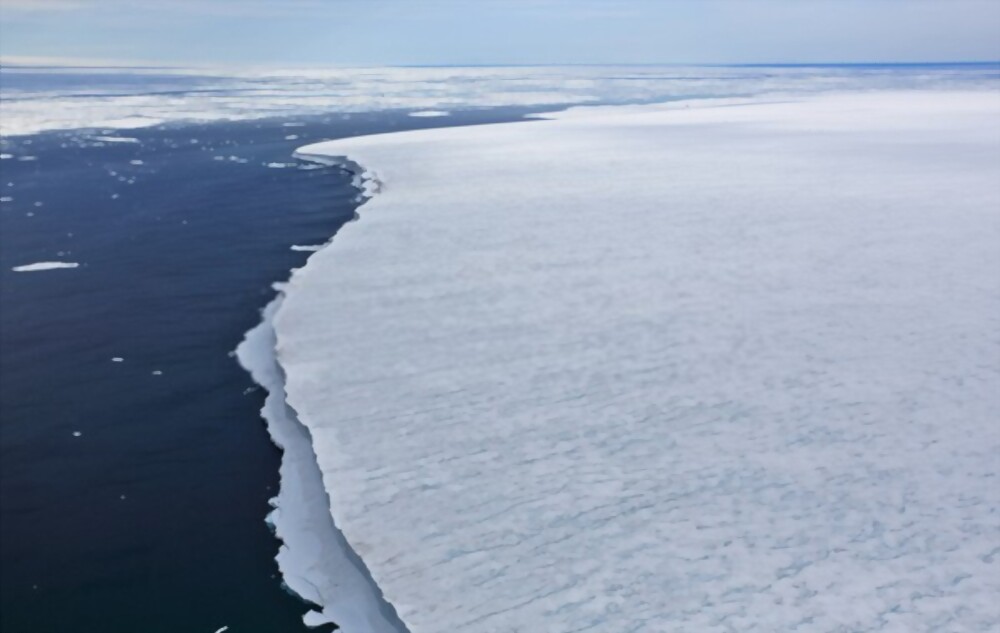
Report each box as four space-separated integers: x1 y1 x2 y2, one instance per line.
271 91 1000 632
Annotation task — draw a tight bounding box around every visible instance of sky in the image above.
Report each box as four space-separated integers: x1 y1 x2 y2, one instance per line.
1 0 998 67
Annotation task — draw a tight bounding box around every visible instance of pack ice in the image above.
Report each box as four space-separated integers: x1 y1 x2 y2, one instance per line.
277 92 1000 632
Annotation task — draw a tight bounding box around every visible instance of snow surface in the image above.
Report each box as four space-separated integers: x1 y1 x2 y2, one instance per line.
11 261 79 272
2 64 997 136
276 91 1000 632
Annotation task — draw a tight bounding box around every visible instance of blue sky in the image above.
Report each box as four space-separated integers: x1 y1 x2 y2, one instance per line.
1 0 998 67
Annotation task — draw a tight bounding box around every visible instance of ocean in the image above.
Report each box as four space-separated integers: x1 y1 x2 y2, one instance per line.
0 107 533 633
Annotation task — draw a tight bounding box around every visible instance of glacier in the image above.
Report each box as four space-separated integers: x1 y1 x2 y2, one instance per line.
266 91 1000 632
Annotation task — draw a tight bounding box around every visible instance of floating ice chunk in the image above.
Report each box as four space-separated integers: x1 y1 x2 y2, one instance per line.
290 245 323 252
0 197 11 203
111 357 124 363
152 370 163 376
12 262 79 272
92 136 140 144
284 134 300 140
17 156 37 161
72 431 82 437
213 627 228 633
283 122 306 128
265 162 295 169
408 110 450 117
129 159 144 166
0 154 12 159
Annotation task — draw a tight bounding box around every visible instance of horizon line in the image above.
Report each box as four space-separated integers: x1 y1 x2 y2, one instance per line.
2 58 999 72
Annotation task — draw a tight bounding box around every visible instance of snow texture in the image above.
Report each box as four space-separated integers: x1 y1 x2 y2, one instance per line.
2 64 997 136
277 91 1000 632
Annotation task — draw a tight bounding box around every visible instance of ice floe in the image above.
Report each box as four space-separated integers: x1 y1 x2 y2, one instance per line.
407 110 450 118
273 91 1000 632
91 136 140 144
11 262 79 272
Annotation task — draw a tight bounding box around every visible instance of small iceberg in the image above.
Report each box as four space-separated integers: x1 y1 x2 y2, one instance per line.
92 136 140 144
12 262 80 272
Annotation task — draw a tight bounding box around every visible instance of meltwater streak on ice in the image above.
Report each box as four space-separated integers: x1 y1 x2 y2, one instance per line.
277 91 1000 632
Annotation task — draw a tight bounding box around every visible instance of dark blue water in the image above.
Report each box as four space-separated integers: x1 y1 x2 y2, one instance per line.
0 108 533 632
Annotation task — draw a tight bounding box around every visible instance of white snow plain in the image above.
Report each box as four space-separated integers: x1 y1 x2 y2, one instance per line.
271 91 1000 632
2 64 997 137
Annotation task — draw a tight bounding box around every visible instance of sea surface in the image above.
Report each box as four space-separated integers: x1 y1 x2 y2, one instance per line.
0 108 533 633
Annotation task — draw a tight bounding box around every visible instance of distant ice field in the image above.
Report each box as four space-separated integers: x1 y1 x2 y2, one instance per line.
1 63 998 136
280 91 1000 632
